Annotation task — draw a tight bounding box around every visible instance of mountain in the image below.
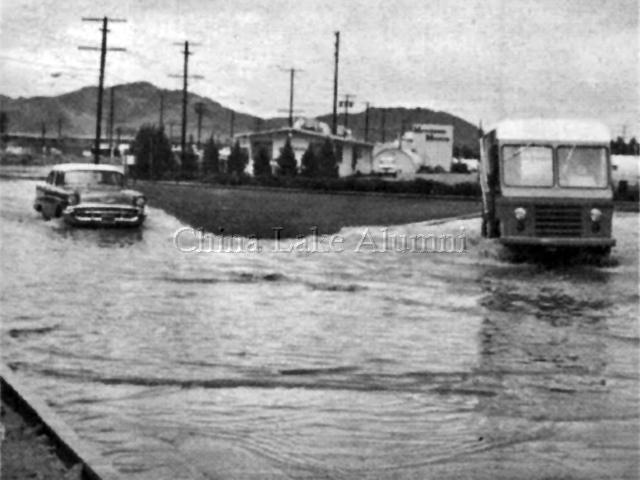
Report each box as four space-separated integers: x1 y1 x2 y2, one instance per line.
0 82 479 153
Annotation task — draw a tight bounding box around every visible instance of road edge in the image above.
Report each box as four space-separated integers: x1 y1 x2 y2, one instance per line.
0 364 122 480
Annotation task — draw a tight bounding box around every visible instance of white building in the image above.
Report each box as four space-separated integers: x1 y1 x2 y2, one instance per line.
400 124 454 171
235 126 373 177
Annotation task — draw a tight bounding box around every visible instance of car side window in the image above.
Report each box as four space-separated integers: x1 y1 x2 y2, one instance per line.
46 172 55 184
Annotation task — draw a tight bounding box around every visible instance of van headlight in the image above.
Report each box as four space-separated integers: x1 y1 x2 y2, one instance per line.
590 208 602 222
514 207 527 221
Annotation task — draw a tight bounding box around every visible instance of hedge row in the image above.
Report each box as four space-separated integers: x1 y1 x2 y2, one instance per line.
194 173 483 197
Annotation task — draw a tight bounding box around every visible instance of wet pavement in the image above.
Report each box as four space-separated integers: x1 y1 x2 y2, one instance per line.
1 177 638 479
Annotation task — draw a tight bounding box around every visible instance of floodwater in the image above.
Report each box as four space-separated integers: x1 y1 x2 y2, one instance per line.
1 177 638 480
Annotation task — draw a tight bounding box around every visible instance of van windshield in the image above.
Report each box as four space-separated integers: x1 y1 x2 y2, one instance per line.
558 146 608 188
502 145 553 187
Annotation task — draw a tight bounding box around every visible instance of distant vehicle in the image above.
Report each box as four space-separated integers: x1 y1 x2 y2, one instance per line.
479 119 615 255
34 163 146 227
611 154 639 200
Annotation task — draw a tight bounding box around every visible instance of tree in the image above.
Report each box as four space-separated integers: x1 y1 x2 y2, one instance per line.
0 111 8 136
202 136 219 175
611 136 627 155
131 124 174 179
318 138 338 178
277 137 297 176
300 144 319 177
253 146 272 177
228 140 248 176
628 137 639 156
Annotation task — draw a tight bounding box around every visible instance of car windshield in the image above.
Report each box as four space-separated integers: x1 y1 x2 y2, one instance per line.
558 146 608 188
502 145 553 187
64 170 124 187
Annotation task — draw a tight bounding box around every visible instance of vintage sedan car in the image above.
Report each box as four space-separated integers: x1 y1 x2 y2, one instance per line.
34 163 146 227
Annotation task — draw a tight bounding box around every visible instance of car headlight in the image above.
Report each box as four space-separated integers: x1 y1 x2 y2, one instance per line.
590 208 602 222
135 197 146 208
68 193 79 206
514 207 527 221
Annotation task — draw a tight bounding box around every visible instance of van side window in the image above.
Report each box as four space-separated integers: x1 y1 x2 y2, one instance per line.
46 172 55 184
55 172 65 186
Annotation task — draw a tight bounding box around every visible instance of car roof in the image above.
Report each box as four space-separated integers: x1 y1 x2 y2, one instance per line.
51 163 124 173
490 118 611 143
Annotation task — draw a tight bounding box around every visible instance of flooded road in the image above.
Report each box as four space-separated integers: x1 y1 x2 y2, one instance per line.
1 177 638 479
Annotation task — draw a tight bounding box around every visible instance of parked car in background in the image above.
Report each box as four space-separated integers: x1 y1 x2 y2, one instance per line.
34 163 146 227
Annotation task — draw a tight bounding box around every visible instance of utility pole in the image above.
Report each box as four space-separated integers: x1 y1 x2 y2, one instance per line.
79 16 126 164
332 31 340 135
229 110 235 142
364 102 370 143
194 102 205 148
41 122 46 154
159 91 165 127
277 66 303 127
57 117 63 139
381 108 386 143
168 121 175 144
339 94 355 136
180 41 189 163
108 86 115 155
170 41 203 163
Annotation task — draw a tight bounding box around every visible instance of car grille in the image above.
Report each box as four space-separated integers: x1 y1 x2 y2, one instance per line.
74 207 138 219
534 205 582 237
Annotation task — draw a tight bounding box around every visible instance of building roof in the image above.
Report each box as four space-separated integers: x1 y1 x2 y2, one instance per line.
235 127 374 148
51 163 124 173
491 118 611 143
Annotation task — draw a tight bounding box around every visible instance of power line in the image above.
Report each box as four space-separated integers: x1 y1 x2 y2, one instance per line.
79 16 126 164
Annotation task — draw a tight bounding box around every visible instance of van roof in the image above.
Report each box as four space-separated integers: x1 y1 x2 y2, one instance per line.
51 163 124 173
492 119 611 143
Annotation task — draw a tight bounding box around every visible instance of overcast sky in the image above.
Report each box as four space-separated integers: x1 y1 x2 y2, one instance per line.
1 0 638 136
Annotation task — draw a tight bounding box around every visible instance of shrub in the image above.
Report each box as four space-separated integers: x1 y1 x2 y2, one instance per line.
318 138 338 178
277 137 297 176
451 162 469 173
253 146 272 177
228 140 249 176
202 137 219 175
300 144 319 177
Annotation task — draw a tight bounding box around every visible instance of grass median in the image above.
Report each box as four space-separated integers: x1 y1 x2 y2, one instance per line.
136 181 481 238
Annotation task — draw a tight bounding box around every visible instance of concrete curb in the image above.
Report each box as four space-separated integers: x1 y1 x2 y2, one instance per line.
1 364 122 480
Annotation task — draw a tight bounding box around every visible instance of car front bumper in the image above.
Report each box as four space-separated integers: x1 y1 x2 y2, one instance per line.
63 204 145 227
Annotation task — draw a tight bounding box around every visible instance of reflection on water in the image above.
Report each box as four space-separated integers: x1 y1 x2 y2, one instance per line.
52 223 145 247
1 178 638 480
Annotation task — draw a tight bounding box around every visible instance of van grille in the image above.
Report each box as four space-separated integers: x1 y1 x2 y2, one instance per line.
534 205 582 237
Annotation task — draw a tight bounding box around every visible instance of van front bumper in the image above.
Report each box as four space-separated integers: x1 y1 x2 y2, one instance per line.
499 236 616 247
